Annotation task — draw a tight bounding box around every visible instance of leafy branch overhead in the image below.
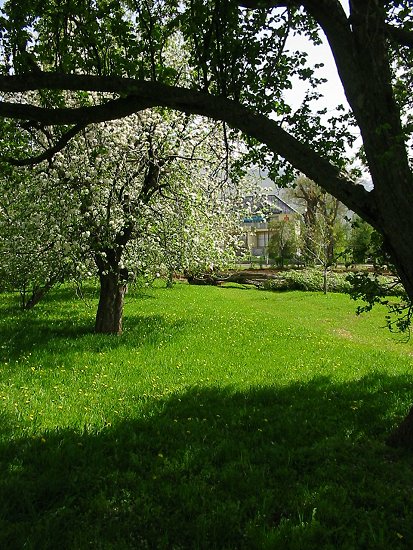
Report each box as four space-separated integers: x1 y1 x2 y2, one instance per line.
0 2 411 281
0 74 375 225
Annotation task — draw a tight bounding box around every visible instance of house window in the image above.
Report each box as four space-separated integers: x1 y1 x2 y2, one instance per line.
257 233 267 248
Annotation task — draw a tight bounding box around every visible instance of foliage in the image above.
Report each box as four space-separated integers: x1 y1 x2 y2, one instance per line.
0 1 362 178
1 283 413 547
0 106 246 309
262 268 352 294
347 271 412 336
347 215 388 266
345 225 412 336
289 176 349 267
348 216 375 264
267 217 299 268
0 159 85 307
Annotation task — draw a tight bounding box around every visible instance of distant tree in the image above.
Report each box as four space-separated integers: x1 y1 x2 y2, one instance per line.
0 164 80 308
299 215 336 294
0 109 245 332
349 216 375 264
268 218 298 268
290 176 348 269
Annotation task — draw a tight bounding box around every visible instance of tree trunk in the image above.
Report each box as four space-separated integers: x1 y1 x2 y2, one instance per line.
333 4 413 450
23 278 57 310
166 269 174 288
382 226 413 449
95 270 127 334
322 266 327 295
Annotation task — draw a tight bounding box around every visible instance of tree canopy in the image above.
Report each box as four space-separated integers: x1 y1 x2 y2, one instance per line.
0 3 411 227
0 1 406 220
0 105 246 331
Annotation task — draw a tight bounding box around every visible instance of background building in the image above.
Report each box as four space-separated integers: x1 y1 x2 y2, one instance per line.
243 194 300 259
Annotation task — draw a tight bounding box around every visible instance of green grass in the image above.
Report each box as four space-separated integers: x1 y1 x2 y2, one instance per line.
1 282 413 549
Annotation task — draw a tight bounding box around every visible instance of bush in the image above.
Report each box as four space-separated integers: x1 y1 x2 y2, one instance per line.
262 269 352 294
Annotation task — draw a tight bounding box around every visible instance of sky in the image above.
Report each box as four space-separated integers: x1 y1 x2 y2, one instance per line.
285 33 348 113
284 0 350 113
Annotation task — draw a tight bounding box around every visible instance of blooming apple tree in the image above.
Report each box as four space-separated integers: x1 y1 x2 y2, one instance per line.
0 106 247 332
0 157 90 308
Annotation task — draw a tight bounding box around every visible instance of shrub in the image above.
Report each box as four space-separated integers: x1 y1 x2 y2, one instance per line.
262 269 352 293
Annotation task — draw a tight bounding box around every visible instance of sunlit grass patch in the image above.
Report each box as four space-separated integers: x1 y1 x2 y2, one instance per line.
0 282 413 548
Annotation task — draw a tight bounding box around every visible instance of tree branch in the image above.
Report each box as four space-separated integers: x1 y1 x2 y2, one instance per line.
0 73 377 224
386 24 413 48
0 95 154 124
0 122 87 166
239 1 292 8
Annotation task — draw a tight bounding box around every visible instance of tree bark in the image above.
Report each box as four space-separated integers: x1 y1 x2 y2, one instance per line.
95 269 127 334
166 270 174 288
23 279 56 310
94 246 129 335
322 266 327 295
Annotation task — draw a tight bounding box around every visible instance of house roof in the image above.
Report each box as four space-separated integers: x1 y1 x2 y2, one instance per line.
266 194 299 214
243 193 298 223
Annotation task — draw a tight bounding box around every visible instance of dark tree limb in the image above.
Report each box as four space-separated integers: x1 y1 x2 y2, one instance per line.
240 0 413 46
386 24 413 48
0 122 87 166
0 94 154 124
0 74 377 225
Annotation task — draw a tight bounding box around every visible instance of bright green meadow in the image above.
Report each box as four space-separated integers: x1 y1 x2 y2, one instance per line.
1 282 413 549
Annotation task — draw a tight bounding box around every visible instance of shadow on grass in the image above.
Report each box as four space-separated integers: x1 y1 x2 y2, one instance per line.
0 284 175 364
1 374 413 549
0 312 190 364
0 314 94 363
218 283 256 291
0 285 94 311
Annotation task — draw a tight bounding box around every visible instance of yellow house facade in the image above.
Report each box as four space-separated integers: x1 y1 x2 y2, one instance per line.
243 194 300 258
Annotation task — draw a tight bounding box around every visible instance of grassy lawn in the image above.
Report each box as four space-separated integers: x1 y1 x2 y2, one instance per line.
1 282 413 549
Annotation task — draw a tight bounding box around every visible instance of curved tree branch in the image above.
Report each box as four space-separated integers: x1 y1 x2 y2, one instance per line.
386 24 413 48
0 94 154 124
239 0 293 7
0 122 87 166
0 73 376 223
